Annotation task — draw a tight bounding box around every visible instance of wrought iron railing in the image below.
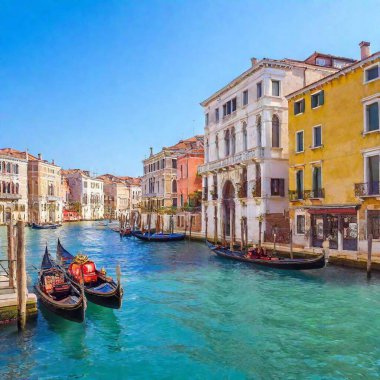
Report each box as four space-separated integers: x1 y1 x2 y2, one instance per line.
289 190 306 201
355 182 380 197
305 188 325 199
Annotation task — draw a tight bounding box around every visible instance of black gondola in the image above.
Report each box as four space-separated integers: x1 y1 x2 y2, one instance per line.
32 223 61 230
206 241 325 270
57 239 123 309
34 247 86 323
131 230 185 242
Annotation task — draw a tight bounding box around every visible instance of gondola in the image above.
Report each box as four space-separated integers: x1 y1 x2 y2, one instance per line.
206 241 325 270
57 239 123 309
131 230 186 242
34 246 86 323
32 223 61 230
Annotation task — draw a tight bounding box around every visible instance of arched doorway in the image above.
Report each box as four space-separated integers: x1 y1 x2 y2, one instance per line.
222 180 235 237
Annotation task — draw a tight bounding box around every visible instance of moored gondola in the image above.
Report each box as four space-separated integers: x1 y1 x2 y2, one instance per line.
32 223 61 230
206 241 325 270
57 239 123 309
34 247 86 323
131 230 185 242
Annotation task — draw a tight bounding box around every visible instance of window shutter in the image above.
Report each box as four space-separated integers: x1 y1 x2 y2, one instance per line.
294 102 297 115
280 179 285 196
301 99 305 113
320 90 324 105
271 179 275 195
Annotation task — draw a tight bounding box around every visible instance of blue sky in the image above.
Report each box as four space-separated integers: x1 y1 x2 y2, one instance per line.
1 0 379 176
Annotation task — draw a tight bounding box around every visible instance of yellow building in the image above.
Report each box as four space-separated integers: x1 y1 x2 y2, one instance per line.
287 42 380 255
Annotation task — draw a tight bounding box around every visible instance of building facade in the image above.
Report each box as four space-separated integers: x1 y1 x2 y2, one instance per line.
199 53 354 244
27 153 63 224
287 42 380 255
141 136 203 211
98 174 131 219
63 170 104 220
0 149 28 224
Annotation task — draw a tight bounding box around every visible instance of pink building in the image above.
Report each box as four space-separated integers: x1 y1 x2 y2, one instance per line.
176 149 204 208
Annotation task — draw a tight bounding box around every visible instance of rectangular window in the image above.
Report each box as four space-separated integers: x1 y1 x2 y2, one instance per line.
366 102 379 132
296 131 304 152
296 215 305 234
312 166 322 197
313 126 322 147
367 155 379 195
205 113 209 126
365 65 379 82
243 90 248 106
172 159 177 169
270 178 285 196
215 108 219 122
257 82 262 99
311 90 324 108
272 80 280 96
222 98 237 117
296 170 304 199
294 99 305 115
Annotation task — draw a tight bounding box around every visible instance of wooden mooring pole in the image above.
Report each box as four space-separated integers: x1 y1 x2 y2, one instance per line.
16 220 27 331
213 206 217 245
7 220 15 288
229 210 233 251
240 218 244 252
189 215 193 241
367 234 373 279
290 228 294 259
244 217 248 253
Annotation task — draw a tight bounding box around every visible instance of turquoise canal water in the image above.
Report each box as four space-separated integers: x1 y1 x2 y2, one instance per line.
1 222 380 379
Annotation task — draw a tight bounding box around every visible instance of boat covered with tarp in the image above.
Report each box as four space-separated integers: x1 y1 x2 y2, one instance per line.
206 241 325 270
131 230 185 242
57 239 123 309
34 246 86 322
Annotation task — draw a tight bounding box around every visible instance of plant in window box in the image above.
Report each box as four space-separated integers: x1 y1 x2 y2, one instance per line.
210 189 218 199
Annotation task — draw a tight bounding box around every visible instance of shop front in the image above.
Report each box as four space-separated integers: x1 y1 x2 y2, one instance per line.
309 207 358 251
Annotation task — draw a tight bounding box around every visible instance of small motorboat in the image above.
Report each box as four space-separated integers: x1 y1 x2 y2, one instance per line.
32 223 61 230
131 230 185 242
34 247 86 323
206 241 325 270
57 239 123 309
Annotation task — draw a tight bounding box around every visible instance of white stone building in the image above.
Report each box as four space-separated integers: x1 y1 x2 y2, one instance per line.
199 53 352 245
0 149 28 224
63 170 104 220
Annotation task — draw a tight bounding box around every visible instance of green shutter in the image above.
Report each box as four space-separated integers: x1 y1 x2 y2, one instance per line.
320 90 324 105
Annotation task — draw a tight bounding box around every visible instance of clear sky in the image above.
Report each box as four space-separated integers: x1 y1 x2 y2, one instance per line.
1 0 379 176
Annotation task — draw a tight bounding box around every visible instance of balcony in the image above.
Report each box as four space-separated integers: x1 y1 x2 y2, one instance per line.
0 193 22 201
198 147 264 174
305 188 325 199
289 190 305 201
355 182 380 197
47 195 61 202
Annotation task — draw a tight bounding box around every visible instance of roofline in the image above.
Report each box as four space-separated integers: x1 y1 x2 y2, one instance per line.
286 51 380 100
200 58 338 107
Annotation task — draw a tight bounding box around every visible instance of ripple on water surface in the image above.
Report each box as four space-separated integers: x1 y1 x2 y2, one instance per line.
1 222 380 379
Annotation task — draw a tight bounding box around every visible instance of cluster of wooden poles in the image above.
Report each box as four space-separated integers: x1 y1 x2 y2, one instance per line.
6 220 27 331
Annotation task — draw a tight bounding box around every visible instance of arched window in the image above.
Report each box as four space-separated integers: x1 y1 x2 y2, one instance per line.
231 128 236 155
256 116 262 147
225 130 230 156
7 183 11 193
2 162 5 172
11 182 14 194
16 183 19 194
6 163 11 173
14 164 19 174
242 122 248 151
272 115 280 148
205 139 209 162
215 134 219 159
172 180 177 193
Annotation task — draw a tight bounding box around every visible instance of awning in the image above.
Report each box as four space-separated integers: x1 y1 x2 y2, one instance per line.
308 207 357 215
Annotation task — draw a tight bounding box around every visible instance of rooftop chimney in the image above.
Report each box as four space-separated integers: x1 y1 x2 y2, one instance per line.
149 147 153 157
38 153 42 160
52 159 55 165
359 41 371 60
251 57 258 66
